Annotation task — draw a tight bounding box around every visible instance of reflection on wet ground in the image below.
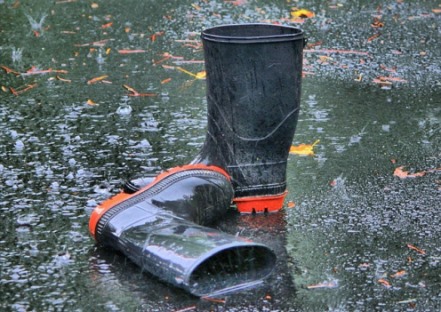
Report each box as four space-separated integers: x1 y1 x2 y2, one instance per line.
1 0 440 311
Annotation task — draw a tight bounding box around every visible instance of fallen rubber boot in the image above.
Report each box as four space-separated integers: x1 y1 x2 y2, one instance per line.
89 164 276 296
191 24 305 213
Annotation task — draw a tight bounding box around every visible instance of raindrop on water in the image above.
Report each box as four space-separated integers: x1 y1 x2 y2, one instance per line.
15 139 25 150
116 104 133 116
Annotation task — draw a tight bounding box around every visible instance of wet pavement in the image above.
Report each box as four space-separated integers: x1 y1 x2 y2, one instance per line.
1 0 440 311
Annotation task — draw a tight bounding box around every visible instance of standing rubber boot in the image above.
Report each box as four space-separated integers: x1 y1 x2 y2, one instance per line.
192 24 305 214
89 164 276 296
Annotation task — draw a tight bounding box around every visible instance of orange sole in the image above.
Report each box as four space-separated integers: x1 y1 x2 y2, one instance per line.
233 190 288 214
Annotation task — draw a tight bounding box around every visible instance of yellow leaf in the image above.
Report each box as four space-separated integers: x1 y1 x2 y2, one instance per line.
86 99 97 105
291 9 315 18
195 70 206 80
176 67 206 80
289 139 320 156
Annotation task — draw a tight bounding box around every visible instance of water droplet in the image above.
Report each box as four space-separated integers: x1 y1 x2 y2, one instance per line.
116 104 133 116
68 158 76 167
15 139 24 150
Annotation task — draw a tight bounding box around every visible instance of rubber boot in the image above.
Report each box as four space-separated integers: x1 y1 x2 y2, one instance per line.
127 24 305 213
89 164 276 296
192 24 305 214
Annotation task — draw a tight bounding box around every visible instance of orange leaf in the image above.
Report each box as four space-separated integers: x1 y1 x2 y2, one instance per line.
1 65 20 75
123 84 156 97
390 270 407 278
101 22 113 29
289 139 320 156
287 201 296 209
86 99 97 105
307 280 338 289
10 83 37 95
225 0 248 5
118 49 147 54
407 244 426 255
87 75 108 85
367 33 381 42
376 76 408 83
378 278 391 288
433 8 441 14
394 166 425 179
371 17 384 28
161 78 172 84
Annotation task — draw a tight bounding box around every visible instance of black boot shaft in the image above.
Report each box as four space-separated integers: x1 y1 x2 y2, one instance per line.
194 24 304 209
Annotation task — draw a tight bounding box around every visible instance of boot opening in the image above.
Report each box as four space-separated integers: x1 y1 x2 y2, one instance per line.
188 245 276 296
202 24 303 43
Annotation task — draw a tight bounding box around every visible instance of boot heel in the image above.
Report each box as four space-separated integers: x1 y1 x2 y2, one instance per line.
234 190 288 214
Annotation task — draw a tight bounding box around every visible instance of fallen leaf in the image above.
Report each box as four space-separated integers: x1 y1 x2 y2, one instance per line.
367 33 381 42
394 166 425 179
174 306 196 312
1 65 20 75
303 48 369 56
23 66 68 75
150 31 164 42
86 99 97 105
371 17 384 28
432 8 441 14
391 270 407 278
118 49 147 54
225 0 248 5
289 139 320 156
291 9 315 18
56 75 71 82
307 280 338 289
9 83 37 96
407 244 426 255
161 78 172 84
176 67 206 80
287 201 296 209
75 39 109 47
101 22 113 29
201 296 226 303
123 84 156 97
378 278 391 288
377 76 408 83
87 75 108 85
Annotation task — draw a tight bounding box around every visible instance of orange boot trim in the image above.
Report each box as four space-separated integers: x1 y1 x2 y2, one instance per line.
89 164 230 238
233 191 288 214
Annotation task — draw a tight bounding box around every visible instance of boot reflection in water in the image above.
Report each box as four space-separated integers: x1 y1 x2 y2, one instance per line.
89 24 304 296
